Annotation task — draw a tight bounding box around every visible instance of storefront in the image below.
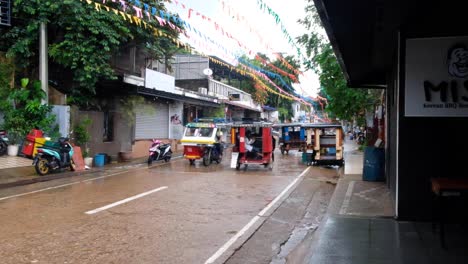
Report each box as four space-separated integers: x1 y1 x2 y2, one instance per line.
313 0 468 220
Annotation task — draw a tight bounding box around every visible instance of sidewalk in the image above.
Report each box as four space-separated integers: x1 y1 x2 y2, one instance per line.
298 139 468 264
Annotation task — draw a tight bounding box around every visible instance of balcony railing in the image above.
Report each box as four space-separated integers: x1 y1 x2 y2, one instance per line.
208 79 260 111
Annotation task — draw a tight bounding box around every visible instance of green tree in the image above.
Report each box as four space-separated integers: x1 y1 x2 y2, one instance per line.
0 78 56 144
297 1 380 124
0 0 184 106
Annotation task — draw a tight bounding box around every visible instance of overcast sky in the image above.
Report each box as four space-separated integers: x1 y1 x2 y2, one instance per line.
166 0 320 97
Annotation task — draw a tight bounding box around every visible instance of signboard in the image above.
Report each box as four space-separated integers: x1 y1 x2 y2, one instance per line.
145 68 175 93
230 152 239 168
0 0 11 26
405 36 468 116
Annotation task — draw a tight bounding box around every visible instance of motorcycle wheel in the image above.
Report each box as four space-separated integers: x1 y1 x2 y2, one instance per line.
215 151 222 164
0 142 6 156
147 156 153 166
164 156 171 162
202 150 211 166
35 158 50 176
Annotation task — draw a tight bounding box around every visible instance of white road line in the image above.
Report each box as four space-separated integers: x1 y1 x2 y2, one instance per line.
339 180 355 215
85 186 168 215
0 170 129 202
81 170 130 183
0 182 79 202
258 166 311 216
204 166 311 264
0 156 180 202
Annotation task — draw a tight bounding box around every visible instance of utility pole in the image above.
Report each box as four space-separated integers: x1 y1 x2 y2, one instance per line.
39 22 48 104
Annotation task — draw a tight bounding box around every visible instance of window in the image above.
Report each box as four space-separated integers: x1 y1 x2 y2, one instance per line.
103 111 114 142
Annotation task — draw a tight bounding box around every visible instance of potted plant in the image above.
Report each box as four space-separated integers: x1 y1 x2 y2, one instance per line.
6 129 22 156
74 117 92 166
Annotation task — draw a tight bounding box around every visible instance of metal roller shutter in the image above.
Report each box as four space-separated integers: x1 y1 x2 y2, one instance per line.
135 102 169 139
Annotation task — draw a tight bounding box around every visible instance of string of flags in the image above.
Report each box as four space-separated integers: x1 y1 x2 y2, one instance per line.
81 0 316 107
255 0 308 63
172 0 304 77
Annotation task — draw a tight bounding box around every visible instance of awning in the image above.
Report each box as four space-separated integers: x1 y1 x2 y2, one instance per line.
137 87 220 108
222 99 262 112
313 0 394 88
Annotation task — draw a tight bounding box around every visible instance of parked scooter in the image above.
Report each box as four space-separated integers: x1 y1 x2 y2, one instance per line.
33 137 75 175
147 139 172 165
0 130 8 156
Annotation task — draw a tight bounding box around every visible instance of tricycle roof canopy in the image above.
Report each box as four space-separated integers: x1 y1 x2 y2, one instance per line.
185 122 217 128
220 122 273 128
301 123 342 129
273 122 342 129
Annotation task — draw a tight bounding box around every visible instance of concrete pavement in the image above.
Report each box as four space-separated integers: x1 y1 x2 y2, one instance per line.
295 139 468 264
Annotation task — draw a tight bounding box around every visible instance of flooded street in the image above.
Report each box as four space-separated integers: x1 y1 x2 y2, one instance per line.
0 150 339 264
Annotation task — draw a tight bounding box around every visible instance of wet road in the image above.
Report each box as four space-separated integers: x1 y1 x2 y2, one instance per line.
0 150 320 264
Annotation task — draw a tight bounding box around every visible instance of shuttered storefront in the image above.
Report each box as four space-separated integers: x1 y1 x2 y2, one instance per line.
135 102 169 139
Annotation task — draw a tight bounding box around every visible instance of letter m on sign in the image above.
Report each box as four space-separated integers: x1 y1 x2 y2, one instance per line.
424 81 448 102
0 0 11 26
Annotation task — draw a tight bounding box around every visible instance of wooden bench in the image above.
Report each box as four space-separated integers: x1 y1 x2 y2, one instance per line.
430 177 468 248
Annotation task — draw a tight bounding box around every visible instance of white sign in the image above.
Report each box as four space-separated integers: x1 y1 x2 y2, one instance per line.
145 68 175 93
230 152 239 168
405 36 468 116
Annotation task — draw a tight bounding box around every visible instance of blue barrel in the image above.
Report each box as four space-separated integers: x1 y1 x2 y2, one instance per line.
94 154 105 167
363 147 385 181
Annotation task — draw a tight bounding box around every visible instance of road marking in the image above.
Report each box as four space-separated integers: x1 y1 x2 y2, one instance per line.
339 180 355 215
0 156 182 202
204 166 311 264
81 171 130 183
85 186 168 215
0 182 79 202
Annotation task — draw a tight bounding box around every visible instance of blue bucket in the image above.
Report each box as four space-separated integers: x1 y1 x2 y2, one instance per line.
94 154 105 167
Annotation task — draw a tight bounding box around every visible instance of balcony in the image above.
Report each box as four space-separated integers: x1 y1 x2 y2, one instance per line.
208 79 261 112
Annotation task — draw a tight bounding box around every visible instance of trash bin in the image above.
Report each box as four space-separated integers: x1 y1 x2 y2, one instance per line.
98 153 111 164
363 147 385 181
302 151 315 166
94 154 105 167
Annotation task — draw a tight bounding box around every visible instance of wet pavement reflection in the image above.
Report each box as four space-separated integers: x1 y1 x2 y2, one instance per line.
0 149 327 264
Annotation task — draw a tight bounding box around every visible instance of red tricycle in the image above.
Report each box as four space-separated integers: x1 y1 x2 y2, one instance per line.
228 122 274 171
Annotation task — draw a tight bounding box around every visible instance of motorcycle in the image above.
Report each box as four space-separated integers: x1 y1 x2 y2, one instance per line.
0 130 8 156
202 143 222 166
357 132 365 145
33 137 75 175
147 139 172 165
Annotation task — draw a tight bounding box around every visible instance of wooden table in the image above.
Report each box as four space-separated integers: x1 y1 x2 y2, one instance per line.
430 177 468 248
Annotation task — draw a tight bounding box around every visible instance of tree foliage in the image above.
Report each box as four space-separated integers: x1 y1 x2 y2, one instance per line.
0 77 56 143
297 1 380 124
0 0 183 106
